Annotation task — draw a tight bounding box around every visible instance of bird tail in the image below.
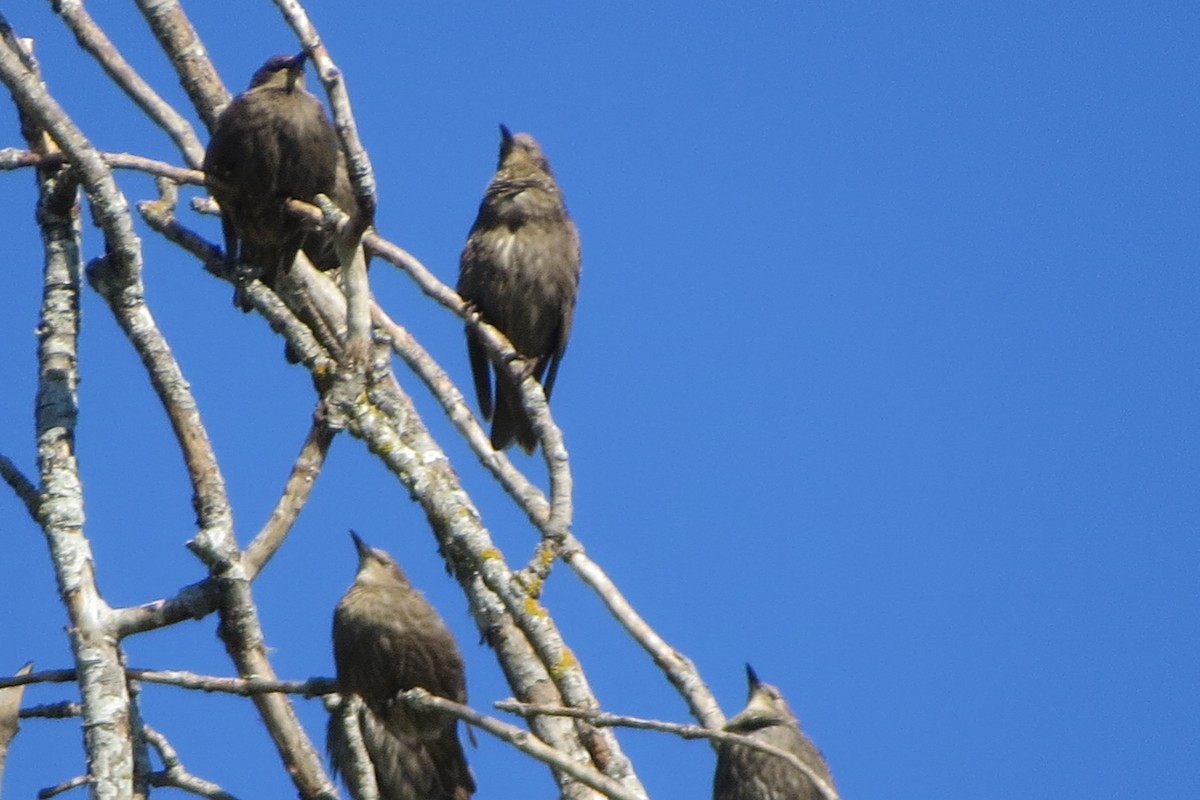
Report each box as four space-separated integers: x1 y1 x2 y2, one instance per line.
490 373 537 454
428 728 477 799
328 701 476 799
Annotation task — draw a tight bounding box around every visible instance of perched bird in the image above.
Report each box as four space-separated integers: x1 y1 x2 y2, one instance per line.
457 124 581 453
203 51 339 311
713 665 837 800
329 531 474 800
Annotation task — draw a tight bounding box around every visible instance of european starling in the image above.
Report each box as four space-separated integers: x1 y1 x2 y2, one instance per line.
713 665 837 800
457 124 581 453
329 532 474 800
203 51 339 311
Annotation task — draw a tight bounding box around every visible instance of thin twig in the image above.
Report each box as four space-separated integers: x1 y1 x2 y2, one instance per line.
402 689 644 800
144 725 240 799
243 415 337 576
0 669 75 689
563 540 725 729
51 0 205 166
360 233 576 575
37 773 87 799
20 701 82 719
136 179 335 368
0 147 204 184
132 670 334 698
271 0 376 229
0 667 335 698
0 453 39 520
496 700 840 800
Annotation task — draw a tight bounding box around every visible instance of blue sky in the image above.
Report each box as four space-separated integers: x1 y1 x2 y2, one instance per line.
2 2 1198 798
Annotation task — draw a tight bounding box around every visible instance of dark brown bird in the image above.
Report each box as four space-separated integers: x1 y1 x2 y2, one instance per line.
329 531 474 800
203 51 339 310
713 665 837 800
457 124 581 453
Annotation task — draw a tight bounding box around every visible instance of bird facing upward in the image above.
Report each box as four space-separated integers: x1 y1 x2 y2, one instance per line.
329 532 474 800
713 665 837 800
203 51 340 310
457 124 581 454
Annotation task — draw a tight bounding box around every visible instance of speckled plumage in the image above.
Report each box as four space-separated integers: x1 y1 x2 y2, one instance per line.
329 532 474 800
457 125 581 453
713 666 836 800
203 52 339 310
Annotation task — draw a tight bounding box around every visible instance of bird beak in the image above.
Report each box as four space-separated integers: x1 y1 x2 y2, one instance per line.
284 51 308 89
349 530 371 561
286 50 309 71
745 663 762 692
498 123 515 160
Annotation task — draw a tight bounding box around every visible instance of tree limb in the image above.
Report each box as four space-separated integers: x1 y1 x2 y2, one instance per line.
51 0 205 167
403 689 644 800
0 454 39 520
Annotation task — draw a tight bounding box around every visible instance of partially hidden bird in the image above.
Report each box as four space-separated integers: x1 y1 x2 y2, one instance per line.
713 665 838 800
203 51 340 311
457 124 581 453
329 531 474 800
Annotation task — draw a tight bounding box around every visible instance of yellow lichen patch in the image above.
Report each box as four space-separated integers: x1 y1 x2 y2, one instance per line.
523 575 545 598
523 597 547 618
550 647 578 679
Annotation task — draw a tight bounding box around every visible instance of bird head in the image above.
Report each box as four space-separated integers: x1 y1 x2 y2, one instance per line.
725 664 799 733
496 123 554 178
247 51 309 92
349 530 412 589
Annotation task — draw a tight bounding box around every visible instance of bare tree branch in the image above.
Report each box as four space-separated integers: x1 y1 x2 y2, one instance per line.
564 539 725 728
85 217 336 797
0 669 76 689
0 5 742 798
358 235 721 727
131 0 228 129
0 667 335 698
0 147 204 190
0 21 332 792
0 454 39 520
271 0 375 229
244 414 337 576
136 181 337 370
326 695 378 800
20 701 82 719
294 191 720 755
314 350 643 799
38 773 88 799
143 726 239 800
51 0 205 167
498 700 841 800
0 24 140 797
132 670 334 698
402 689 644 800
